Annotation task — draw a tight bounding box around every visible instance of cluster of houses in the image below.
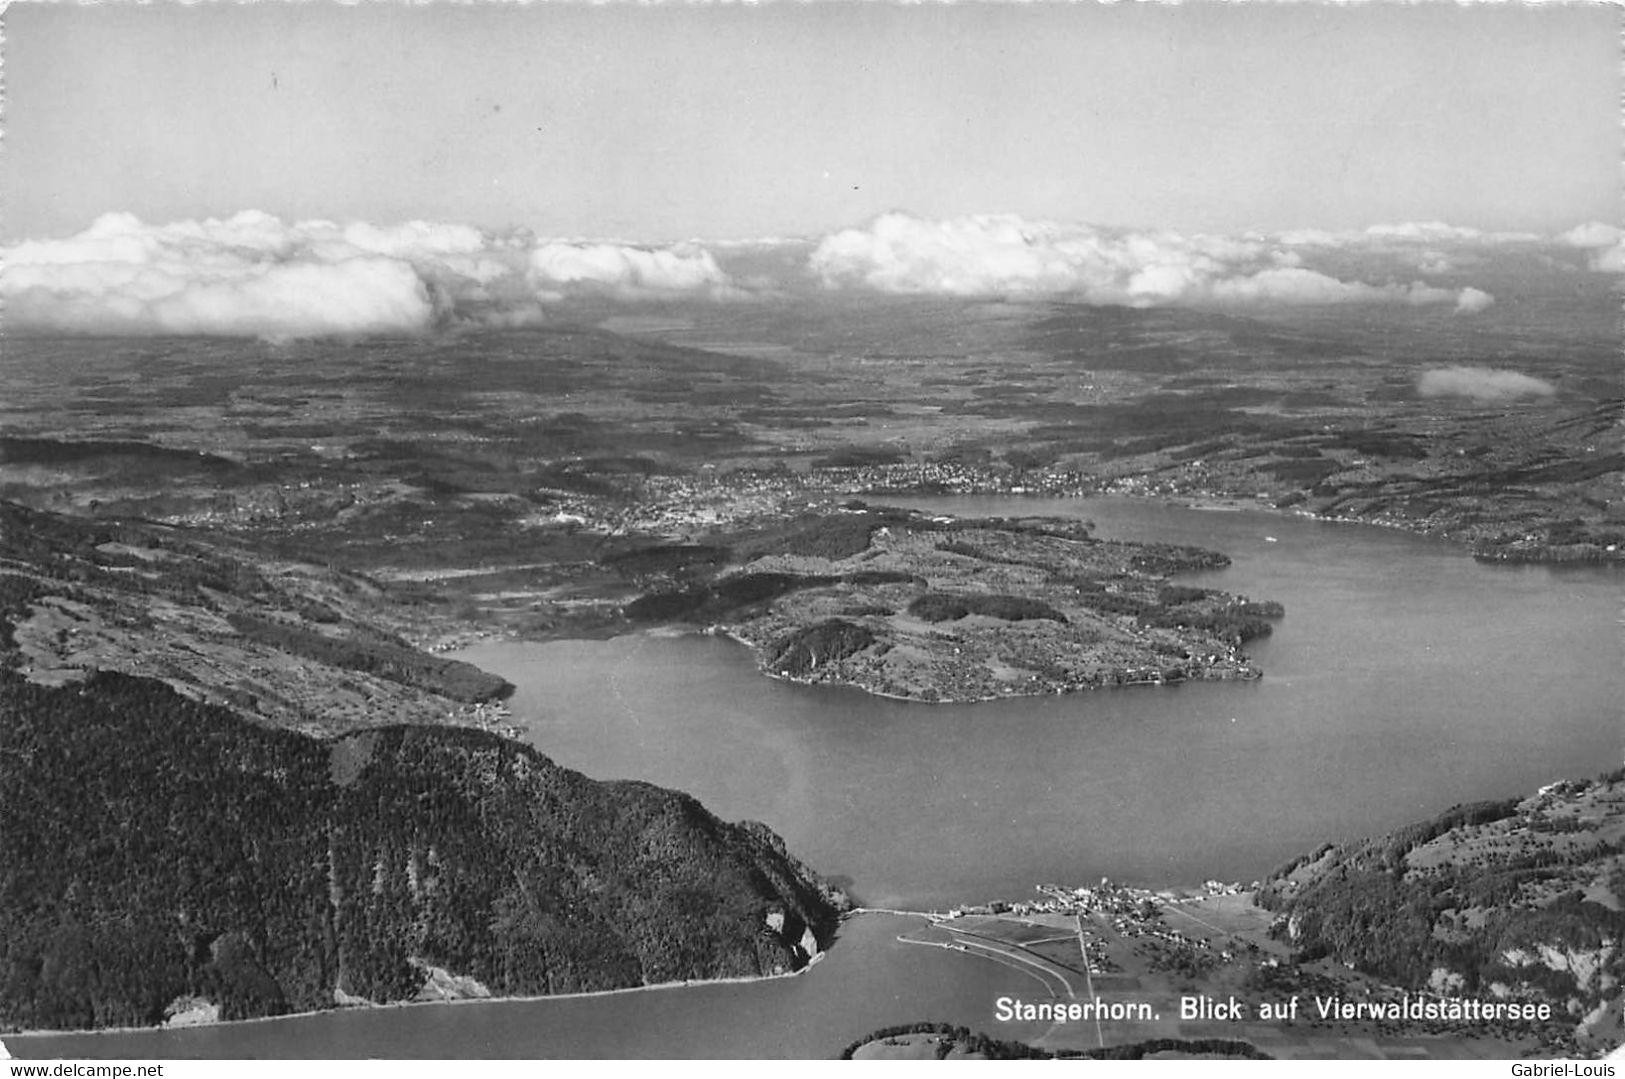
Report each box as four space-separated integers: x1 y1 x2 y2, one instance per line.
464 699 524 740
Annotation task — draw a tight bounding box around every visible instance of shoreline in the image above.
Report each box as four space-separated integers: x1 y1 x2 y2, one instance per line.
710 627 1259 706
451 491 1617 711
891 488 1625 565
1157 494 1625 566
3 950 830 1043
750 659 1259 705
455 489 1621 664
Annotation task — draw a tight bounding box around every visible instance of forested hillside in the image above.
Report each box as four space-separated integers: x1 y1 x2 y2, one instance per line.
0 499 509 735
0 670 839 1032
1256 774 1625 1046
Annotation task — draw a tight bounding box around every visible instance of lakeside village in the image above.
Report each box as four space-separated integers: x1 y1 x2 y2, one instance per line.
905 876 1255 955
186 458 1193 537
194 453 1446 549
944 876 1247 919
528 459 1625 563
535 460 1251 537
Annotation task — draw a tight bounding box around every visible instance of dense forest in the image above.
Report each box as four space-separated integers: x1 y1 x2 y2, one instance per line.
766 619 877 677
839 1021 1272 1060
624 571 839 623
1256 778 1625 1017
0 670 841 1032
906 592 1068 624
226 612 509 702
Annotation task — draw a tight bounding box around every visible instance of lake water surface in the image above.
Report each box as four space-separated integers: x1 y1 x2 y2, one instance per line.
466 496 1624 909
15 496 1621 1058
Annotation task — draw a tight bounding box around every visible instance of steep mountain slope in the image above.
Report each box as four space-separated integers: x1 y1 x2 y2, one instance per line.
0 501 841 1032
1257 772 1625 1050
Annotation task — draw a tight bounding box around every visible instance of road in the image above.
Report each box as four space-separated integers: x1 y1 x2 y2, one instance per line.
1075 914 1106 1048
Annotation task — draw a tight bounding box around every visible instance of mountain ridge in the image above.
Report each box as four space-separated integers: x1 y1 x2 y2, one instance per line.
0 499 843 1033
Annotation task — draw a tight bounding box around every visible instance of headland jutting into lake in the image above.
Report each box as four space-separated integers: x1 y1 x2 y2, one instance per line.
617 504 1281 704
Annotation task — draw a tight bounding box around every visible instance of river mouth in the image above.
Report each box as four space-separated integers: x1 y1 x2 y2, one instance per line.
459 496 1625 911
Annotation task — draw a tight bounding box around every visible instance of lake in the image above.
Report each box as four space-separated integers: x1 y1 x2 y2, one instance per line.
465 496 1624 909
13 496 1621 1058
10 914 1058 1059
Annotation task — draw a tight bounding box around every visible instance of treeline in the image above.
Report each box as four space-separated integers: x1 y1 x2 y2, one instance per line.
0 500 277 609
0 502 151 574
0 499 508 705
1074 586 1283 645
1255 783 1625 1008
1083 1037 1272 1060
766 619 875 677
599 543 730 580
1257 798 1522 898
1490 453 1624 488
1138 600 1282 645
1123 543 1231 575
906 592 1067 624
625 569 922 625
625 572 838 623
0 436 239 473
226 613 511 703
1 671 840 1032
838 1022 1054 1060
843 569 919 587
839 1022 1270 1060
729 507 933 563
1263 457 1343 487
1260 861 1622 994
0 573 51 654
936 539 1071 569
809 446 908 471
1319 430 1429 460
1474 517 1625 559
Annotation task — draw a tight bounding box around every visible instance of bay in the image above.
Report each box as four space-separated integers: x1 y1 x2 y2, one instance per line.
14 496 1619 1059
466 496 1624 909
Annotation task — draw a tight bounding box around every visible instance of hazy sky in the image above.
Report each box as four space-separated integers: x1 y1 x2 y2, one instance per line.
3 2 1618 243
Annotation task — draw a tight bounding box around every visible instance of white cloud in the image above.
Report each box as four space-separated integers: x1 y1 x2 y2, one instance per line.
1283 219 1625 275
1588 245 1625 273
1207 267 1481 309
527 241 739 298
1 212 745 338
1453 287 1495 314
1560 221 1621 248
1361 221 1542 245
1559 221 1625 272
1363 221 1484 243
808 212 1492 310
6 210 1573 336
1279 221 1540 248
1417 366 1556 402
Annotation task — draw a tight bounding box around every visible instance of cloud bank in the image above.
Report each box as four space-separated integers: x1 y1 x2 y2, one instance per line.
1 212 741 338
1417 366 1557 403
1277 221 1541 247
1560 222 1625 273
10 209 1615 338
807 213 1493 311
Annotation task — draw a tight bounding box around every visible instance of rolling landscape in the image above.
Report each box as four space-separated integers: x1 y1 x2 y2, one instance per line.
3 260 1621 1059
1 0 1620 1064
